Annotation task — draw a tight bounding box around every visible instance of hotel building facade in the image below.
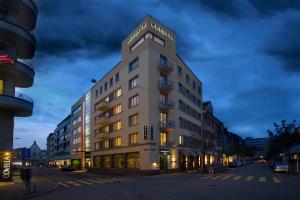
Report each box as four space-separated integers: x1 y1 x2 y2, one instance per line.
85 16 204 173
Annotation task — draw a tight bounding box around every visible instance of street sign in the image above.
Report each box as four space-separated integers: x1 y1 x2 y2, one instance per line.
0 151 13 182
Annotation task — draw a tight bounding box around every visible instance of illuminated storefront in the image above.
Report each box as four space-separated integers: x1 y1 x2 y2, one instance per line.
0 151 12 182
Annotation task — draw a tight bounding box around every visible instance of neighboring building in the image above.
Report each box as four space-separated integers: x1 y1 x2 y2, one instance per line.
0 0 38 153
89 16 203 173
70 92 92 170
245 137 269 159
222 130 245 165
12 147 31 166
202 101 224 168
47 115 71 167
30 141 45 167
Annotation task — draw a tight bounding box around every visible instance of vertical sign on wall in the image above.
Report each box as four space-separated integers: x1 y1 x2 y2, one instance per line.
0 151 13 182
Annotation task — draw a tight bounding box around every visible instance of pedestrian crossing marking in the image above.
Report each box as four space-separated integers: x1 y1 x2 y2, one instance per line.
232 175 242 180
97 178 113 183
258 176 266 182
87 180 104 184
66 181 82 186
77 180 94 185
58 182 70 188
245 176 253 181
201 176 212 180
211 175 223 180
221 175 232 180
272 177 281 184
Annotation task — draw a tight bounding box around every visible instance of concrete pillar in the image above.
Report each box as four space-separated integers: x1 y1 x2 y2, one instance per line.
0 110 14 151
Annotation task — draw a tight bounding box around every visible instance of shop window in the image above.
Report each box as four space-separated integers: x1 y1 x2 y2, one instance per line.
94 156 101 168
0 80 3 94
160 132 167 146
126 153 140 169
113 154 123 168
103 155 111 168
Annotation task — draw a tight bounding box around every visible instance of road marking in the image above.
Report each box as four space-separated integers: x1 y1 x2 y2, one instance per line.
232 175 242 180
66 181 81 186
98 179 113 183
273 177 282 184
58 182 69 188
77 180 94 185
201 176 212 180
221 175 232 180
211 175 223 180
258 176 266 182
245 176 253 181
87 180 104 184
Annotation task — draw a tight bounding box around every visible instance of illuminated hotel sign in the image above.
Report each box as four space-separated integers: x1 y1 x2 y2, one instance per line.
0 54 14 64
127 21 174 45
0 151 13 182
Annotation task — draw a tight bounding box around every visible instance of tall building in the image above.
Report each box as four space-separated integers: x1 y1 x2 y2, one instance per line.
245 137 269 159
0 1 38 153
87 16 203 173
47 115 71 167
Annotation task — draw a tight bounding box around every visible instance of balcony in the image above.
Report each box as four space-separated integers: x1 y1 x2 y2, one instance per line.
94 132 109 140
0 19 36 58
158 120 175 132
158 80 174 93
158 60 174 75
159 100 174 112
0 58 35 88
95 115 110 126
95 100 110 111
0 92 33 117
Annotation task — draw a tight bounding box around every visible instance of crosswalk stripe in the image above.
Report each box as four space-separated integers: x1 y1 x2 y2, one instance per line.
58 182 69 188
211 175 223 180
97 179 113 183
66 181 82 186
201 176 212 180
232 175 242 180
258 176 266 182
77 180 94 185
245 176 253 181
273 177 282 184
87 180 104 184
221 175 232 180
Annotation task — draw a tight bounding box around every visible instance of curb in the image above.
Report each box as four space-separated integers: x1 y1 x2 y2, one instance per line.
275 173 300 187
22 184 59 199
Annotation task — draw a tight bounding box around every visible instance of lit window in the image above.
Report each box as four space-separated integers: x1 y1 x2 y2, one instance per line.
129 133 138 145
104 140 109 149
114 137 122 147
160 112 167 124
129 58 139 72
103 126 109 133
129 95 139 108
114 121 122 131
115 88 122 98
179 135 184 145
160 132 167 146
129 76 139 90
104 96 110 102
113 104 122 115
0 79 3 94
129 113 138 126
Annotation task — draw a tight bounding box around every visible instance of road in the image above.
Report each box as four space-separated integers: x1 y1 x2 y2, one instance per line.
34 164 300 200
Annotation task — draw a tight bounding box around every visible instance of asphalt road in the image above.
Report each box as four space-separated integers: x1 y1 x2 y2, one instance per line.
34 164 300 200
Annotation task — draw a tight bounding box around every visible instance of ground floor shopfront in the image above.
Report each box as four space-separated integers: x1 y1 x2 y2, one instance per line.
48 159 71 168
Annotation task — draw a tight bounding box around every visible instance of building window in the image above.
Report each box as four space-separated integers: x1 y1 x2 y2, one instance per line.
186 74 190 84
114 121 122 131
103 155 111 167
72 106 81 115
104 82 108 91
153 35 165 46
95 90 98 98
192 81 196 90
0 80 3 94
73 116 81 125
129 113 138 126
115 88 122 98
129 133 138 145
103 126 109 133
160 132 167 146
113 104 122 115
145 32 153 40
129 57 139 72
198 86 201 95
109 78 113 87
160 112 167 124
104 140 109 149
100 86 103 95
178 66 182 78
129 76 139 90
179 135 184 145
130 37 145 52
160 55 167 65
72 127 81 135
114 137 122 147
115 72 119 82
129 94 139 108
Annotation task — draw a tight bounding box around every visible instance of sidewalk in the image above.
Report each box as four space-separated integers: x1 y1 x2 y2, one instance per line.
276 173 300 187
0 175 58 200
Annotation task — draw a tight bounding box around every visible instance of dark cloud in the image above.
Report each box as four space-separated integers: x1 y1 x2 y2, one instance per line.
249 0 300 15
263 18 300 72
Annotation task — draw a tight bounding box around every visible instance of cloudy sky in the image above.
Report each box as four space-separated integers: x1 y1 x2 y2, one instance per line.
14 0 300 149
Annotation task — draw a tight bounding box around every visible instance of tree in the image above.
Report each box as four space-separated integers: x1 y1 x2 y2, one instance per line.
267 120 300 158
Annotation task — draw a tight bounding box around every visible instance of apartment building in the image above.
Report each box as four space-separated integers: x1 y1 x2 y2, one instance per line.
89 16 203 173
47 115 71 167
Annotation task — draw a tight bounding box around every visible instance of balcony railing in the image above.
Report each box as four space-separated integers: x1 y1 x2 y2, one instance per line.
95 114 110 126
159 100 174 111
158 60 174 74
159 120 175 131
95 100 110 111
0 91 33 104
94 132 109 139
159 80 174 92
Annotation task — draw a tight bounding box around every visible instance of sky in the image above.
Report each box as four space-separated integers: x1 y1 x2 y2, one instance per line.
14 0 300 149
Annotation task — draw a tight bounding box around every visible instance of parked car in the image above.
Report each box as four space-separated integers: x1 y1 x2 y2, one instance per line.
273 162 288 173
229 161 242 168
61 165 75 172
